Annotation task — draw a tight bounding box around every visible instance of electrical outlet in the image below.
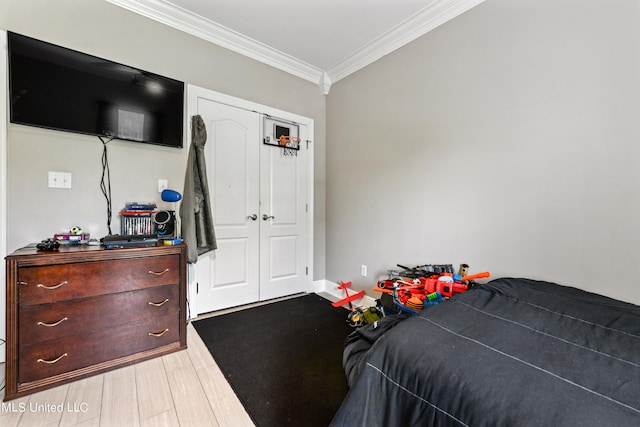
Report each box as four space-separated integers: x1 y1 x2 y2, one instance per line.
48 171 72 189
158 179 168 193
361 265 367 277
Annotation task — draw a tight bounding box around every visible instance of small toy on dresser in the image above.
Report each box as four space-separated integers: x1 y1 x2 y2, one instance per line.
36 238 60 251
54 226 90 245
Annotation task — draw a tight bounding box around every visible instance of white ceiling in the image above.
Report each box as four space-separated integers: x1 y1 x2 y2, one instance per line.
167 0 436 71
106 0 485 93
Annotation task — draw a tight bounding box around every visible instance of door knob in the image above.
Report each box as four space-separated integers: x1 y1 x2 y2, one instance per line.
262 214 275 221
247 214 258 221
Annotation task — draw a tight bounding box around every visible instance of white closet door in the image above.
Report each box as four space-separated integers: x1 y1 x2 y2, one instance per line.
190 88 310 315
259 118 309 300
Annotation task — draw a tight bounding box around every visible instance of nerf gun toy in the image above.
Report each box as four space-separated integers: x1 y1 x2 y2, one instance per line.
372 263 491 312
423 276 467 298
423 271 490 297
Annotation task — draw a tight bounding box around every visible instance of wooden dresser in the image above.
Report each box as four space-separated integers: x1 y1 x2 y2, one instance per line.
4 243 187 400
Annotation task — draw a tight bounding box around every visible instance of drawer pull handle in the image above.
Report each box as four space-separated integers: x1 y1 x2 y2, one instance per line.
148 329 169 337
148 298 170 307
37 353 68 364
148 268 170 276
37 317 68 327
37 281 68 290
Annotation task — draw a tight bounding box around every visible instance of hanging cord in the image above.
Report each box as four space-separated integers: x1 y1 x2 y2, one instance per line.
99 137 114 235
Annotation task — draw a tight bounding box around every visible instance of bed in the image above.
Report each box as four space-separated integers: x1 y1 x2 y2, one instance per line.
330 277 640 426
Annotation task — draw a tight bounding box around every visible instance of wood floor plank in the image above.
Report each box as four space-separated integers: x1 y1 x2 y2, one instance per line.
166 365 219 427
17 384 69 427
161 347 192 373
196 365 255 427
186 323 217 371
134 357 174 421
0 408 21 427
0 395 30 427
70 416 101 427
100 366 140 427
139 409 179 427
59 375 103 426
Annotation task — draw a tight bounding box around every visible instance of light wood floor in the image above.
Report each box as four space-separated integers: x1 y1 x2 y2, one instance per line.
0 322 256 427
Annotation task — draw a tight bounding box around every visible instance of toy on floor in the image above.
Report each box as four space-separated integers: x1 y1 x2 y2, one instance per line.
373 263 490 313
347 306 383 327
331 281 365 309
332 281 384 327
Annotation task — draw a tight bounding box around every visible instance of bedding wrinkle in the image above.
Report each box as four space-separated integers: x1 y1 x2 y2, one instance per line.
366 362 470 427
469 279 640 368
418 315 640 415
451 299 640 369
483 278 640 336
481 290 640 341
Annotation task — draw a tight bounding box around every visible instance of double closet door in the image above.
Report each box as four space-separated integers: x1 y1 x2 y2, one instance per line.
192 89 310 314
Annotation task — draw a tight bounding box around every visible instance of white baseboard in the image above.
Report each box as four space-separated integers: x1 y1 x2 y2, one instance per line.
313 279 377 308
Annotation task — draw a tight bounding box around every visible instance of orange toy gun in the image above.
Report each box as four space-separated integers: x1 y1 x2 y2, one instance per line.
461 271 491 282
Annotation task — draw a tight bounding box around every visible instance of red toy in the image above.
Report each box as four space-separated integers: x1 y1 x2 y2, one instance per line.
423 277 468 298
423 271 490 297
373 264 491 311
332 281 365 308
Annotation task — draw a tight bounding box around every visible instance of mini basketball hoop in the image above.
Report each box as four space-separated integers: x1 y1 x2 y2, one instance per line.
279 135 301 156
263 117 301 157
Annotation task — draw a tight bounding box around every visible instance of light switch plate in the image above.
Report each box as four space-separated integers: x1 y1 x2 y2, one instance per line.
48 171 72 189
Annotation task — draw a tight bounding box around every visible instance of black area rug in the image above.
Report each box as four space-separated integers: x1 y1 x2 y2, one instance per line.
192 293 353 427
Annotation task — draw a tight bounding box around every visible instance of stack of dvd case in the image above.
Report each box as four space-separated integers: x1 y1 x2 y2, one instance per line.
120 202 157 235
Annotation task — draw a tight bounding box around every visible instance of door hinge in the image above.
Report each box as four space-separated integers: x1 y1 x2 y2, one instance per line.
196 282 199 294
306 140 311 149
306 267 309 275
306 203 308 213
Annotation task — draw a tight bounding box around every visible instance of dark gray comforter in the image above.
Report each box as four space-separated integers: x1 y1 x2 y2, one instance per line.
331 277 640 426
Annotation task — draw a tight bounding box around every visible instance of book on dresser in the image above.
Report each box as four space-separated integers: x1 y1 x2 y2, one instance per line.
3 243 187 400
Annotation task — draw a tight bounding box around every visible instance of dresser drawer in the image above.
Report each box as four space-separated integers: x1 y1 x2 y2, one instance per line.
18 314 180 384
18 255 179 306
20 285 180 344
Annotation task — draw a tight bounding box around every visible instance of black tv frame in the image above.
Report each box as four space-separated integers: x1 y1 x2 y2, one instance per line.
8 32 185 149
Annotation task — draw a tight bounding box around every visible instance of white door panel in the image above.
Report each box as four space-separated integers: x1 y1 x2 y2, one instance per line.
211 120 252 226
268 236 298 279
214 238 250 286
260 119 308 301
196 99 260 312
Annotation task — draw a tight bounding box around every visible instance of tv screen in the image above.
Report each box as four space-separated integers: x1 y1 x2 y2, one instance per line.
8 32 184 148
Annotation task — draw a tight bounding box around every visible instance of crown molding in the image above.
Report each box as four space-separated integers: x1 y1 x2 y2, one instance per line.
105 0 485 95
105 0 324 85
327 0 486 83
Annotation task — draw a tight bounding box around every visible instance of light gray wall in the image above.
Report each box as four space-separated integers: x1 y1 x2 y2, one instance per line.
0 0 326 279
326 0 640 304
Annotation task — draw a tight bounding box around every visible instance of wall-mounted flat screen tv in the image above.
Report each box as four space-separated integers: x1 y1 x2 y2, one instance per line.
8 32 184 148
